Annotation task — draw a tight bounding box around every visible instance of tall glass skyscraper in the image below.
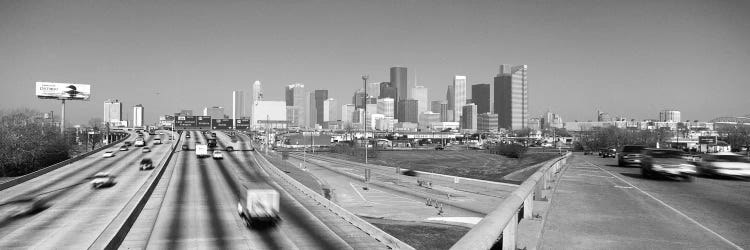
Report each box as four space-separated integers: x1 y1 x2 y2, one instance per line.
453 75 467 123
493 65 528 130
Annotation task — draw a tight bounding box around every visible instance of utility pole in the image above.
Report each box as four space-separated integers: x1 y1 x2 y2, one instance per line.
362 74 370 190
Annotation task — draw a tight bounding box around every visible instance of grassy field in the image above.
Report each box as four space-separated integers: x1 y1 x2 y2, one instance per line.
322 149 558 183
363 217 470 250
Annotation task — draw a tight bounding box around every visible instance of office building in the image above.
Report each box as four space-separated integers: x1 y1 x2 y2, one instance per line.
307 91 317 128
418 111 441 130
232 91 244 127
377 98 395 117
478 113 499 131
251 80 262 125
104 99 122 124
391 67 408 101
341 104 356 125
314 90 328 126
352 89 366 109
431 101 443 113
446 85 454 115
440 103 451 122
453 75 467 123
493 65 528 130
461 104 477 130
254 101 286 124
177 110 193 116
397 99 419 123
285 83 306 127
472 84 490 114
203 106 225 119
367 82 381 98
133 104 144 127
323 98 339 122
660 110 681 122
411 86 429 115
597 111 613 122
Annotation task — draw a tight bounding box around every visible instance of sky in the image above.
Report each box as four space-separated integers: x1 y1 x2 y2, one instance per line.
1 0 749 125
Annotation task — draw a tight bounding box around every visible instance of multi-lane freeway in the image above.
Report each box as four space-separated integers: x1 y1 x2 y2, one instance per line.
0 131 173 249
540 154 750 249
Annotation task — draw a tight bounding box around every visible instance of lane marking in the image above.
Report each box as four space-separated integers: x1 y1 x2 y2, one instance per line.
578 173 614 178
583 160 743 250
349 182 370 203
613 186 634 189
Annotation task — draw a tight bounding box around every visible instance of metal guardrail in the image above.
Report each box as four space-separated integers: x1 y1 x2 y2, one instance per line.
252 148 416 250
450 152 571 250
0 132 130 191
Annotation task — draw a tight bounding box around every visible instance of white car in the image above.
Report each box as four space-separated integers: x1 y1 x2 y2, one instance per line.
91 172 116 188
696 152 750 179
212 151 224 159
153 138 162 145
102 151 115 158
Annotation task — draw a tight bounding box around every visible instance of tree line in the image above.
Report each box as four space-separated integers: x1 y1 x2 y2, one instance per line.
0 109 71 177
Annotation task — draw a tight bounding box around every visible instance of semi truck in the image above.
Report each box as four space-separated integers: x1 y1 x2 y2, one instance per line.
237 188 280 227
196 144 209 158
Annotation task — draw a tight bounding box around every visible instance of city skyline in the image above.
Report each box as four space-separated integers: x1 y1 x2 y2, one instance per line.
2 0 749 125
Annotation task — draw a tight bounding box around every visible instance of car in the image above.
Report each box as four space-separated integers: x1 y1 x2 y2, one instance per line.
182 144 189 150
640 148 696 181
159 132 164 135
186 134 191 138
435 145 445 150
142 147 151 153
4 196 50 218
119 145 129 151
599 148 616 158
91 172 116 188
124 141 132 147
153 138 162 145
226 146 234 152
212 151 224 159
695 152 750 179
618 145 646 167
102 151 115 158
140 158 154 170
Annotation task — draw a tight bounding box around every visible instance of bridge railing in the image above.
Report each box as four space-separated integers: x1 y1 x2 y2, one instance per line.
450 152 571 250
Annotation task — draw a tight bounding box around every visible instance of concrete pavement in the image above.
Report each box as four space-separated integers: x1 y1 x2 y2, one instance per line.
538 154 749 250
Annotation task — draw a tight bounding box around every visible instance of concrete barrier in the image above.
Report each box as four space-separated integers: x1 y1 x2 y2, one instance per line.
450 152 571 250
88 132 182 250
0 132 130 191
253 150 415 250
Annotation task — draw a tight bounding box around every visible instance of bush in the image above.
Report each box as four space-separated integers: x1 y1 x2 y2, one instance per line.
489 143 528 158
330 142 378 158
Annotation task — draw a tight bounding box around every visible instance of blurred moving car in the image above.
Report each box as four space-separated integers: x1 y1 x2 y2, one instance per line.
102 151 115 158
599 147 616 158
618 145 646 167
119 145 129 151
124 141 132 147
142 147 151 153
695 152 750 179
153 138 162 145
641 148 696 181
212 150 224 159
182 144 189 150
91 172 116 188
435 145 445 150
4 196 50 218
140 158 154 170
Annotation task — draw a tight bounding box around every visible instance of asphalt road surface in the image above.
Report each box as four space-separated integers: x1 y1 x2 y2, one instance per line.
541 154 750 249
123 131 380 249
0 131 173 249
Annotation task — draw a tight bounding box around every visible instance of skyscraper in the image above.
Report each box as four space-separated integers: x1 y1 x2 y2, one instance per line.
323 98 339 122
133 104 144 127
285 83 306 127
397 99 419 123
367 82 381 98
461 104 477 130
203 106 225 119
411 86 429 115
453 76 467 123
472 83 490 114
307 91 317 128
659 110 681 122
314 90 328 126
431 101 443 113
103 99 122 124
493 65 528 130
352 89 366 109
391 67 408 101
341 104 356 125
377 98 395 118
251 80 262 125
446 85 454 119
232 91 244 128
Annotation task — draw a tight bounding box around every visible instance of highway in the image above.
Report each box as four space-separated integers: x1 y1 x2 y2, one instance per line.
123 131 386 249
540 154 750 249
0 131 174 249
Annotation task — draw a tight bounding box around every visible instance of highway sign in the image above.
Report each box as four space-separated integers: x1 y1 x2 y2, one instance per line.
236 119 251 129
212 119 232 129
197 116 211 129
175 116 197 128
699 136 717 144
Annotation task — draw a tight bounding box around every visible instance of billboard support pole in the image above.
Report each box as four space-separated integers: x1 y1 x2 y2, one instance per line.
61 99 66 134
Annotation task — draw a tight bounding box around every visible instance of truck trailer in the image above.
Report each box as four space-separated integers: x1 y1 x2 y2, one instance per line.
195 144 209 158
237 188 280 228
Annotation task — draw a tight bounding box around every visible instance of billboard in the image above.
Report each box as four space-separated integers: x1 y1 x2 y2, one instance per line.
175 116 197 128
236 119 251 130
212 119 233 129
36 82 91 100
196 116 211 128
699 136 717 144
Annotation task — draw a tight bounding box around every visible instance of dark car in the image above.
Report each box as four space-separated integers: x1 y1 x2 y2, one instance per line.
119 145 129 151
140 158 154 170
124 141 132 147
618 145 646 167
640 148 696 181
182 144 189 150
599 148 616 158
435 145 445 150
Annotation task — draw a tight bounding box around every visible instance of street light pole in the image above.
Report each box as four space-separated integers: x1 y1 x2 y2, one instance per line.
362 74 370 190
